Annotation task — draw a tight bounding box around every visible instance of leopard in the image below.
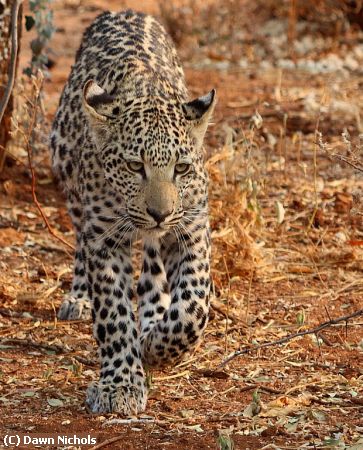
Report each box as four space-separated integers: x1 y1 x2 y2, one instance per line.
50 9 216 415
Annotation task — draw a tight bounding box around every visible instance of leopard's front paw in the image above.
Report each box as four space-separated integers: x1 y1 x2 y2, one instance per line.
58 295 91 320
86 380 147 415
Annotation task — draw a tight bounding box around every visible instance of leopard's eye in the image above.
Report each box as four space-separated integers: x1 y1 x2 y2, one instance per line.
127 161 144 172
175 163 191 175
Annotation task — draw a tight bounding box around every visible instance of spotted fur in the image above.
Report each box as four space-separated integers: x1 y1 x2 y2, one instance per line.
51 10 215 414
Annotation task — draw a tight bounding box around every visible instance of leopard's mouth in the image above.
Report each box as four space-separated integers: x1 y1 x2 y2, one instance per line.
147 223 173 233
126 217 169 235
139 226 169 240
127 210 183 237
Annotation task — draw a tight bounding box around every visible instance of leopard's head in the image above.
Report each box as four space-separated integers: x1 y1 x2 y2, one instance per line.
83 80 216 236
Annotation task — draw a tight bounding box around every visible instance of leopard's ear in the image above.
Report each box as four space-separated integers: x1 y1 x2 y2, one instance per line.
182 89 216 148
83 80 118 122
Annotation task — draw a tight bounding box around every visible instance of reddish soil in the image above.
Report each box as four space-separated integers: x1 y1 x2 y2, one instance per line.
0 1 362 449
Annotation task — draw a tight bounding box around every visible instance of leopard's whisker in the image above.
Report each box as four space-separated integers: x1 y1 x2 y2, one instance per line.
90 216 131 243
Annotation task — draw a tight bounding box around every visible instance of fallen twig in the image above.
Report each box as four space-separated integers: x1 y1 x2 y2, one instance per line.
318 279 363 300
239 383 281 394
219 309 363 368
0 338 65 354
89 435 126 450
74 355 96 366
153 369 190 381
211 299 247 326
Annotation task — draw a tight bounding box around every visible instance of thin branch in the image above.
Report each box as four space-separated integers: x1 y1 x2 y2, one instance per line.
329 152 363 173
89 435 126 450
0 338 65 354
23 72 74 253
0 144 28 167
223 255 231 354
324 305 332 322
317 131 363 174
219 309 363 368
0 0 22 124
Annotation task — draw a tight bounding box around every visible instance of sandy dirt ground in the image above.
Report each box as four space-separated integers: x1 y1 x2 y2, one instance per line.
0 1 362 449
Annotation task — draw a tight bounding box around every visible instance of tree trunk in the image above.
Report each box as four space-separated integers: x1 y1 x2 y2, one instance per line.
0 0 22 173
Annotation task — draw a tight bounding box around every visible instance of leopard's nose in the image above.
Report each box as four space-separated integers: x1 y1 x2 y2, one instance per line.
147 207 172 224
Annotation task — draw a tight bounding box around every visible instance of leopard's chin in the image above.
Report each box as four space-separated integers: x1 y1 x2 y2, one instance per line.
140 225 171 239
